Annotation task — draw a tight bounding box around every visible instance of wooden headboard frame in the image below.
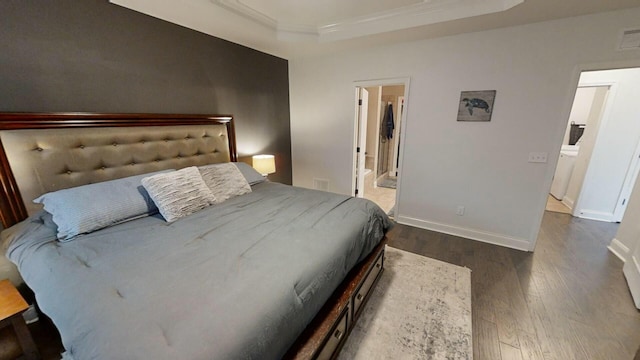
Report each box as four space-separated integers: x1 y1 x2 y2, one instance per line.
0 112 236 228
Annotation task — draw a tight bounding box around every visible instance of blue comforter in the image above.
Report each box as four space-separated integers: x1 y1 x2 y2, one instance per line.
3 182 391 360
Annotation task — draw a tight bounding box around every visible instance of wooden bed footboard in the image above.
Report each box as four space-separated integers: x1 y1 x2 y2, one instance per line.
284 238 387 360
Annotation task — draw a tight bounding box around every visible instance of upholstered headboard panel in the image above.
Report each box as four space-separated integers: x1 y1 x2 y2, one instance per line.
0 113 236 228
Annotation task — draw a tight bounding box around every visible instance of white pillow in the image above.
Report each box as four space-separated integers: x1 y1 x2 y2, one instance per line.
141 167 217 222
198 163 252 203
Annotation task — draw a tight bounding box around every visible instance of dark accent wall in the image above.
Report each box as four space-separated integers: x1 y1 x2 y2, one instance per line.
0 0 292 184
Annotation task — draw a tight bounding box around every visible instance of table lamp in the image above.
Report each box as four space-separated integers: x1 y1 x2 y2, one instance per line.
252 154 276 176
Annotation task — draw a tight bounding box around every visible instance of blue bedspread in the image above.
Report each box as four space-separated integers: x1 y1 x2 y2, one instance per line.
3 182 391 359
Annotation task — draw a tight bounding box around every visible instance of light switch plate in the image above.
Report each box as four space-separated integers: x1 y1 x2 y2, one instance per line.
528 152 548 163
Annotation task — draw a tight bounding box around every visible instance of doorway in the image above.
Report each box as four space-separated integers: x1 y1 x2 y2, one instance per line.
376 86 404 189
353 79 409 217
547 67 640 223
547 85 609 214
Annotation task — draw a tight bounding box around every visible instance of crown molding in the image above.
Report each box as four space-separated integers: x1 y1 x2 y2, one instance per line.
213 0 524 42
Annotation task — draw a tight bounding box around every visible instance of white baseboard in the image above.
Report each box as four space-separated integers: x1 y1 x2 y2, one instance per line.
623 256 640 309
575 209 615 222
396 216 532 252
608 238 630 262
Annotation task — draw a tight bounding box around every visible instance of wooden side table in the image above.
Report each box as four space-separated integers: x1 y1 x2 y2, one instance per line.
0 279 40 360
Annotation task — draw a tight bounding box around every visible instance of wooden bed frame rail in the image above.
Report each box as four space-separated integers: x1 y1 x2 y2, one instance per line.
285 238 387 360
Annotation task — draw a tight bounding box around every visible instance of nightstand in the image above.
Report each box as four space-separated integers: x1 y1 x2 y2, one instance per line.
0 279 40 359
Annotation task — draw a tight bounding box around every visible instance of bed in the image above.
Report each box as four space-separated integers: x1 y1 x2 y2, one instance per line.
0 113 392 360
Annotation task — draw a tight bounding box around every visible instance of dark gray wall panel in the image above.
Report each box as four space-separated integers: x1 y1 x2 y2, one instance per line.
0 0 291 184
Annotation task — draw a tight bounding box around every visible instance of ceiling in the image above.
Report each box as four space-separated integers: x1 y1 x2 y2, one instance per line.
211 0 523 42
111 0 640 59
225 0 422 26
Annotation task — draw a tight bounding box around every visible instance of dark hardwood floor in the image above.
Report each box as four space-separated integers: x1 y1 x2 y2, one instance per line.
3 211 640 359
387 211 640 360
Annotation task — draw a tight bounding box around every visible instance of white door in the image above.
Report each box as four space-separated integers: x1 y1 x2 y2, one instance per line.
391 96 404 177
624 239 640 309
613 143 640 222
355 87 369 198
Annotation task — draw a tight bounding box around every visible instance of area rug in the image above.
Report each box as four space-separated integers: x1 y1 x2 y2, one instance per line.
377 177 397 189
338 246 472 360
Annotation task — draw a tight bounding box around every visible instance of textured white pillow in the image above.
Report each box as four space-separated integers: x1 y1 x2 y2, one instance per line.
198 163 252 203
141 167 217 222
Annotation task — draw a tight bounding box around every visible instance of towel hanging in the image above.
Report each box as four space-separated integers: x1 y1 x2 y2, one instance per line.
384 103 394 140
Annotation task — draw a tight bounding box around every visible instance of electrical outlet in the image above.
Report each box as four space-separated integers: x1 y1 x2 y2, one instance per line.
528 152 548 163
456 206 465 216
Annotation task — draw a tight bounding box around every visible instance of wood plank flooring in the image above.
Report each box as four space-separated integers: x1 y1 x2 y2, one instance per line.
387 211 640 360
7 211 640 359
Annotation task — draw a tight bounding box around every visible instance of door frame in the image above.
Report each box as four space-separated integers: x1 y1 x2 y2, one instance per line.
569 81 617 219
391 95 404 177
354 87 369 198
352 77 410 216
613 132 640 222
571 76 640 223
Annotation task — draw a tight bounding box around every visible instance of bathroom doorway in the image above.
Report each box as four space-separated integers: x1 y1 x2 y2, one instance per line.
353 79 409 217
376 87 404 189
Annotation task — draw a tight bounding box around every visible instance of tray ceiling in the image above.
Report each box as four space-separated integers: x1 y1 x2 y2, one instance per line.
213 0 524 42
110 0 640 59
236 0 421 25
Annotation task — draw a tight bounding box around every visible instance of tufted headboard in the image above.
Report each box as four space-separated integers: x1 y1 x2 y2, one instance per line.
0 113 236 228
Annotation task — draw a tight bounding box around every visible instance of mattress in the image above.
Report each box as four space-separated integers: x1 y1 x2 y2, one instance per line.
3 182 392 360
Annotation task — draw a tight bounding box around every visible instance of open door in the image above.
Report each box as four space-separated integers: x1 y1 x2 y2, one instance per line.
624 241 640 309
613 143 640 222
355 87 368 198
391 96 404 177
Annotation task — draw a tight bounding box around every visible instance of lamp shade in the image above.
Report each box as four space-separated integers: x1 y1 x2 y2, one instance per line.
252 154 276 175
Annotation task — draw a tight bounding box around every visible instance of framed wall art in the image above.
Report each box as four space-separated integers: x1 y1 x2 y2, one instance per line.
457 90 496 122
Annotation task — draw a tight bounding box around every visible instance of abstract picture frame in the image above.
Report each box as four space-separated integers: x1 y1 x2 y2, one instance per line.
457 90 496 122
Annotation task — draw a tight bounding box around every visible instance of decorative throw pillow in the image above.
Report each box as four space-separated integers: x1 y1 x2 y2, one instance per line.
198 163 252 203
33 170 172 242
233 162 267 185
141 167 217 222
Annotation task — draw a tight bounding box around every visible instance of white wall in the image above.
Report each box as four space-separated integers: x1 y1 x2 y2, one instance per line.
290 7 640 251
573 68 640 222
